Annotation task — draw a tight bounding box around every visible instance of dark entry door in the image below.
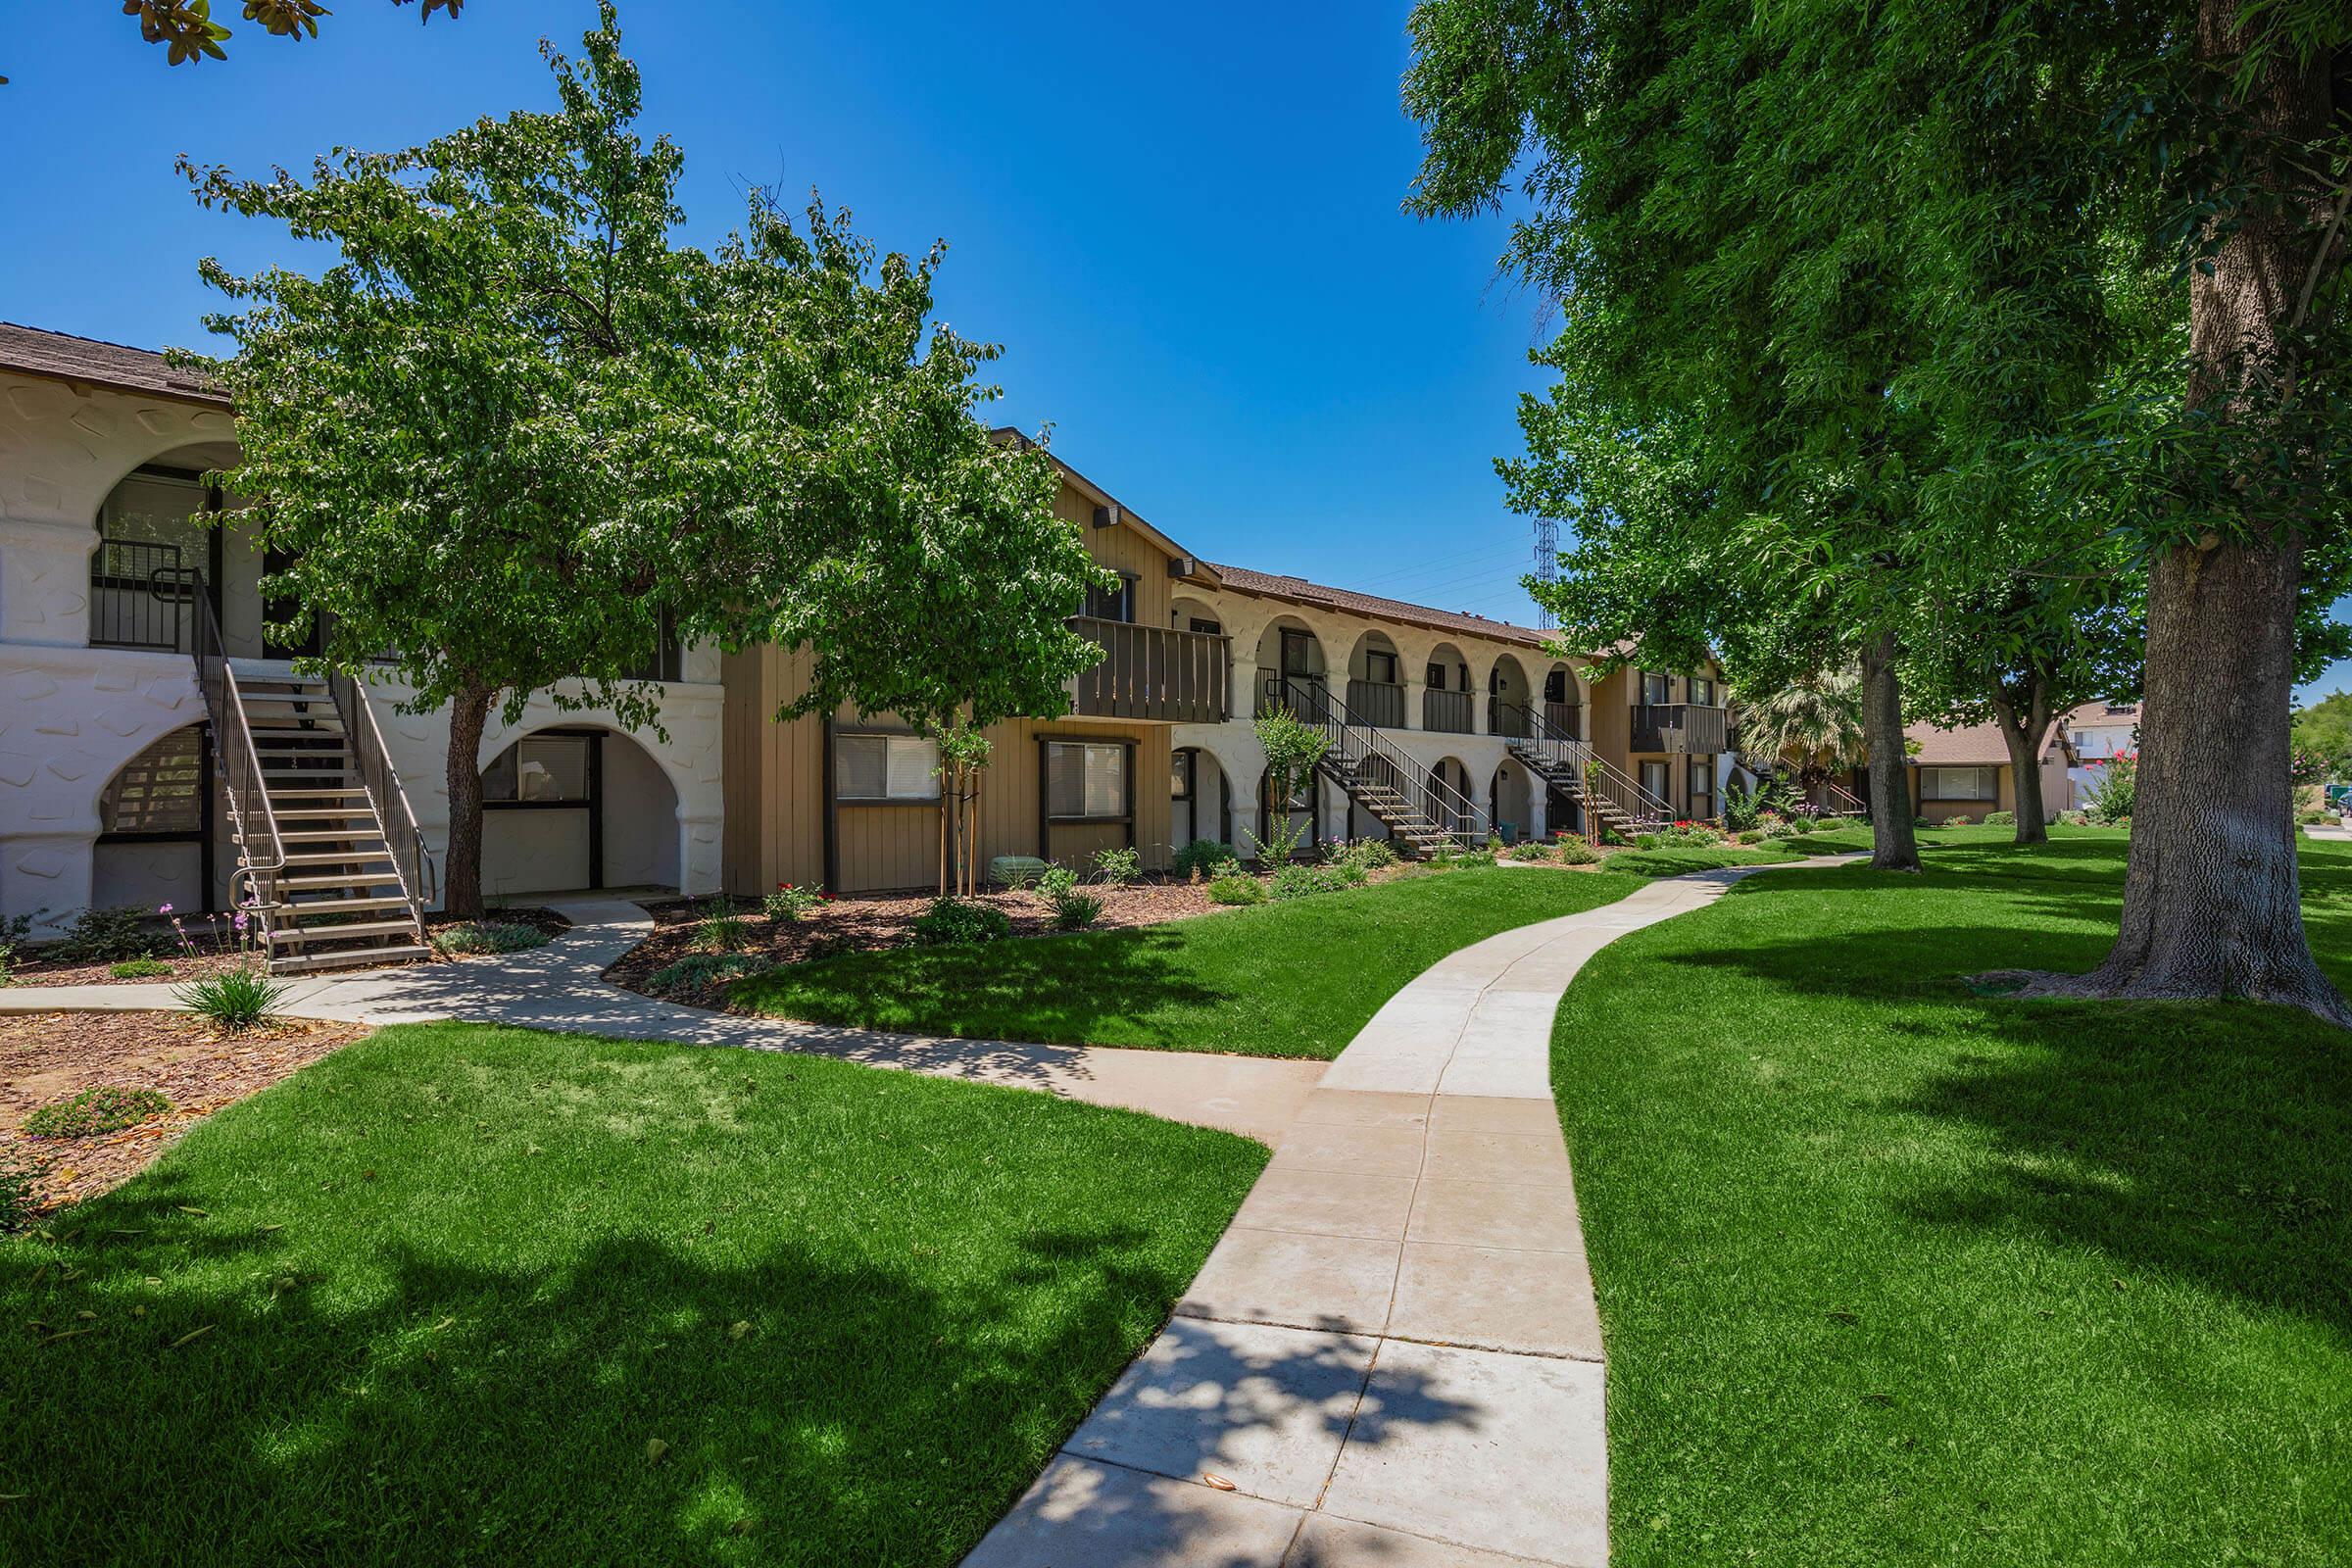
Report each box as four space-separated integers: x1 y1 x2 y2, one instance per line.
262 547 323 659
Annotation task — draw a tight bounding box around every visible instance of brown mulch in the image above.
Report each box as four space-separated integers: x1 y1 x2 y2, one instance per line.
605 877 1238 1004
0 1009 369 1215
9 906 571 987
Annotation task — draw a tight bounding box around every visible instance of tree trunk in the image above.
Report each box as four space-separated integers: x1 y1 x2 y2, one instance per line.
1991 680 2051 847
2030 0 2350 1024
1860 630 1920 872
442 681 496 921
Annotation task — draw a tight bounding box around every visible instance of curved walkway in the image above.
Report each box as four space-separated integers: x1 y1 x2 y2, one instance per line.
0 901 1324 1143
966 860 1853 1568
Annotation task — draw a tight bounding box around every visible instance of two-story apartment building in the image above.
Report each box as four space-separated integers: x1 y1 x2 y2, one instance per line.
1 322 1731 962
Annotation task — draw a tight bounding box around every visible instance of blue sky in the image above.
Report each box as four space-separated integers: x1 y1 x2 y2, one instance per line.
7 2 2345 701
1 0 1553 628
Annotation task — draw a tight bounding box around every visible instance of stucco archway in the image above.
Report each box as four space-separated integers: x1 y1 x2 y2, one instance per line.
478 725 682 896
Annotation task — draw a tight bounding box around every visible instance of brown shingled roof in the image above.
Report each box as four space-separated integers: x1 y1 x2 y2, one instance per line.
2062 700 2140 728
0 321 227 407
1205 562 1571 654
1906 718 2075 767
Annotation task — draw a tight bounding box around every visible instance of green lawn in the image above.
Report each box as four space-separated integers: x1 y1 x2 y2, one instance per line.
732 864 1648 1058
1551 827 2352 1566
0 1023 1266 1567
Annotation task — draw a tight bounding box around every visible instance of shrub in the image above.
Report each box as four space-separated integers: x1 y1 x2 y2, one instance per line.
1984 810 2016 826
1092 847 1142 886
1635 834 1661 850
1554 836 1601 866
435 920 549 956
648 952 773 997
1172 840 1233 880
762 883 826 921
693 896 754 953
909 898 1011 947
1329 838 1399 873
1207 874 1267 906
1507 841 1553 861
24 1086 172 1139
0 1151 35 1230
110 957 172 978
2057 809 2090 827
0 912 38 986
1913 815 1932 828
2083 751 2136 824
1736 829 1763 846
2296 808 2328 825
175 967 286 1032
1945 814 1975 827
1036 866 1104 929
1270 862 1348 900
58 906 161 964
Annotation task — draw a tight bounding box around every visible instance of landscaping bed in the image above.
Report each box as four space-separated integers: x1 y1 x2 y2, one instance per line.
0 1009 368 1215
0 1022 1265 1566
6 906 568 988
1548 827 2351 1565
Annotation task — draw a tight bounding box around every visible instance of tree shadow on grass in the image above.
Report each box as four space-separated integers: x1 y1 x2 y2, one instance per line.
1639 904 2351 1340
0 1197 1247 1567
727 923 1240 1054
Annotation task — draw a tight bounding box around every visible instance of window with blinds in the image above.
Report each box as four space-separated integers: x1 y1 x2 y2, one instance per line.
1920 765 1994 801
1047 741 1127 819
836 733 940 802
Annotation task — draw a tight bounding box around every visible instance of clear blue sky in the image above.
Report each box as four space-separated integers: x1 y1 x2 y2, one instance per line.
1 0 1554 628
8 2 2345 699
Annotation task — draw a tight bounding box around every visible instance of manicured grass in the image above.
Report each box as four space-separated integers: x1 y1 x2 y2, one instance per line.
1552 829 2351 1566
732 865 1648 1058
0 1023 1265 1567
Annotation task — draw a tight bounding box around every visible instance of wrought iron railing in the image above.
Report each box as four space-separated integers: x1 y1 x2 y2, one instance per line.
1422 686 1474 734
1489 694 1532 739
1346 678 1404 729
1497 697 1674 831
1071 616 1228 723
1261 674 1491 849
189 575 284 930
329 671 437 926
1821 778 1869 817
90 537 201 653
1631 702 1732 755
1544 700 1582 739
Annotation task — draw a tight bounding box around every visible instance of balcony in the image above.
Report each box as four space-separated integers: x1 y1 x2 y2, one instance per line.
1631 703 1731 754
1489 696 1532 739
1347 678 1405 728
1070 616 1228 724
1423 687 1474 735
1544 700 1582 740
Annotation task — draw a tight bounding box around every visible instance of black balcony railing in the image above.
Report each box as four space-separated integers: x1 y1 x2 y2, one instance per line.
1544 700 1582 739
1071 616 1227 723
91 537 202 653
1423 687 1474 734
1347 678 1404 728
1631 703 1731 755
1488 695 1532 739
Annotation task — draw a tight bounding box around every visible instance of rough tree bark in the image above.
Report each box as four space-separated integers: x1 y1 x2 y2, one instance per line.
1990 677 2053 847
441 681 495 921
2018 0 2350 1024
1860 630 1921 872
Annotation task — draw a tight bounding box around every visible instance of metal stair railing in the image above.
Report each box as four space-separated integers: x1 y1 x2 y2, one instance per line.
329 671 438 936
1820 778 1869 818
1261 674 1492 850
189 576 286 936
1496 697 1675 831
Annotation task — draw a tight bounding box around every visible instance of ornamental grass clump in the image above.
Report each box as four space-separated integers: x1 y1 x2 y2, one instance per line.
1035 867 1104 930
175 967 287 1033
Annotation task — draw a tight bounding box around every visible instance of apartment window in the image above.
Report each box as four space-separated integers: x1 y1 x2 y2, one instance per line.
1047 740 1128 820
1425 662 1447 691
1690 758 1716 815
484 735 592 802
1544 669 1568 704
1171 749 1196 802
835 732 941 802
1920 765 1995 802
1640 760 1670 800
1189 616 1222 635
101 725 208 835
1083 574 1136 623
1689 675 1715 705
1642 671 1671 705
1365 649 1398 685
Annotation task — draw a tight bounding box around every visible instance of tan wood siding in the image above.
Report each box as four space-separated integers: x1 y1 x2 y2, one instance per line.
1057 482 1174 628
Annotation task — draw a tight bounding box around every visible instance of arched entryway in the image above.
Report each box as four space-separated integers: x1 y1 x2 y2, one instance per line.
1256 763 1321 860
90 723 223 913
1491 758 1537 845
1422 643 1474 734
480 727 681 896
1426 756 1476 839
1254 615 1327 717
1172 746 1234 854
1541 662 1586 739
1488 653 1533 738
1344 629 1405 728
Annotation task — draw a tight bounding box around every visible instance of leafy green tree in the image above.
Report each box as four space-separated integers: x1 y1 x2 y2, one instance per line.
1250 709 1330 863
2291 690 2352 776
1736 668 1865 790
124 0 460 67
185 7 1103 916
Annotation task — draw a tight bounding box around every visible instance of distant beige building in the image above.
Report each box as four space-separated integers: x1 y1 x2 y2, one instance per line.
1901 716 2080 823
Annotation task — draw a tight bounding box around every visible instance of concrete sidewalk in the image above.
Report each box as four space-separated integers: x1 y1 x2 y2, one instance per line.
0 900 1324 1143
967 860 1859 1567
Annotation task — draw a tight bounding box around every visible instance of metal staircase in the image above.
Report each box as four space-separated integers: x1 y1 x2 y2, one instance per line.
192 586 435 974
1260 676 1492 855
1494 699 1675 839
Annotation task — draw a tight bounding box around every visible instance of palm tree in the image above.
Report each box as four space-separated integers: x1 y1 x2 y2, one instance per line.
1738 668 1865 787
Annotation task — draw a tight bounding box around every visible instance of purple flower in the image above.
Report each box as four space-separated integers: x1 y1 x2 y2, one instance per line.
232 911 249 931
158 903 173 915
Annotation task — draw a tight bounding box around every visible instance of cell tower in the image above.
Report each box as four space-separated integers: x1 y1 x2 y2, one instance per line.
1532 516 1559 630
